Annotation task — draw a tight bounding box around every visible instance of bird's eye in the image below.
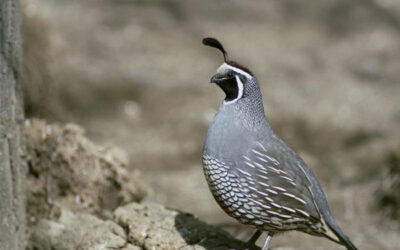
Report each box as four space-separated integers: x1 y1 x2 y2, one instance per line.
227 72 234 78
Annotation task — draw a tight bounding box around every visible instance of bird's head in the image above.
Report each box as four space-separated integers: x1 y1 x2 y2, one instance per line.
203 37 256 104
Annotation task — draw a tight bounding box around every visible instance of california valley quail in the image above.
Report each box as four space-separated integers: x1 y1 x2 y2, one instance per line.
201 37 357 250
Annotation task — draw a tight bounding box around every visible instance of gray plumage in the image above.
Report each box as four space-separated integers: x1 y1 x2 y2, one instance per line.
202 37 357 250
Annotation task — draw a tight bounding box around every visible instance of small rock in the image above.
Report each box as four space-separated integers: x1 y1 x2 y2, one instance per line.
28 208 140 250
114 202 257 250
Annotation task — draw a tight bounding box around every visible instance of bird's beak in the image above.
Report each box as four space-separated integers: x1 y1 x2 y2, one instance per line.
210 75 221 84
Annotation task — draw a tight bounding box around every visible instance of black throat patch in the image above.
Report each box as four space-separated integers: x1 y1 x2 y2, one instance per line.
216 77 239 101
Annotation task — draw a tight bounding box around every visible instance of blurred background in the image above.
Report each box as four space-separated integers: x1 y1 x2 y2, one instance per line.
23 0 400 249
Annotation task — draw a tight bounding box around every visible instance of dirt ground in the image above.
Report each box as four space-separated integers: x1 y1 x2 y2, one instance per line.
23 0 400 249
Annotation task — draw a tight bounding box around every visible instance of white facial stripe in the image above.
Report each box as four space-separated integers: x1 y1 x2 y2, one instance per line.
225 64 252 80
224 75 244 105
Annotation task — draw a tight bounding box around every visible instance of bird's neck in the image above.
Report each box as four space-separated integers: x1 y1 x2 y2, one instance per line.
203 79 273 158
219 87 269 130
203 92 271 159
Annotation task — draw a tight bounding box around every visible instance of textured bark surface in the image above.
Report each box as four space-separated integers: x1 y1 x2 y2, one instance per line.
0 0 26 249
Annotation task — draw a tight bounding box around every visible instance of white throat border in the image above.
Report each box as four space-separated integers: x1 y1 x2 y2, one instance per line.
225 64 252 80
224 75 244 105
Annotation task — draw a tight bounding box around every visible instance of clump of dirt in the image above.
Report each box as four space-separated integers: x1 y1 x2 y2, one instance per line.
25 119 147 232
28 208 139 250
28 202 254 250
376 150 400 219
24 119 254 250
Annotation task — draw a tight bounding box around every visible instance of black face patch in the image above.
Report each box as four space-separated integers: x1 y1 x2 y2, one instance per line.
215 76 239 101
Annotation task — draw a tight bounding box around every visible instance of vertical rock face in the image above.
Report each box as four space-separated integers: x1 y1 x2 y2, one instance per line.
0 0 26 249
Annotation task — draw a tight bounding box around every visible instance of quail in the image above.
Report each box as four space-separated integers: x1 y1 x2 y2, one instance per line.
201 37 357 250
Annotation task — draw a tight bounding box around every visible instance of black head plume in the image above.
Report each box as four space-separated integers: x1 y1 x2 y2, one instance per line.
202 37 227 62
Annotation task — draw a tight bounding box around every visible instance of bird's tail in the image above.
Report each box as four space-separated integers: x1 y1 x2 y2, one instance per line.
322 217 358 250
